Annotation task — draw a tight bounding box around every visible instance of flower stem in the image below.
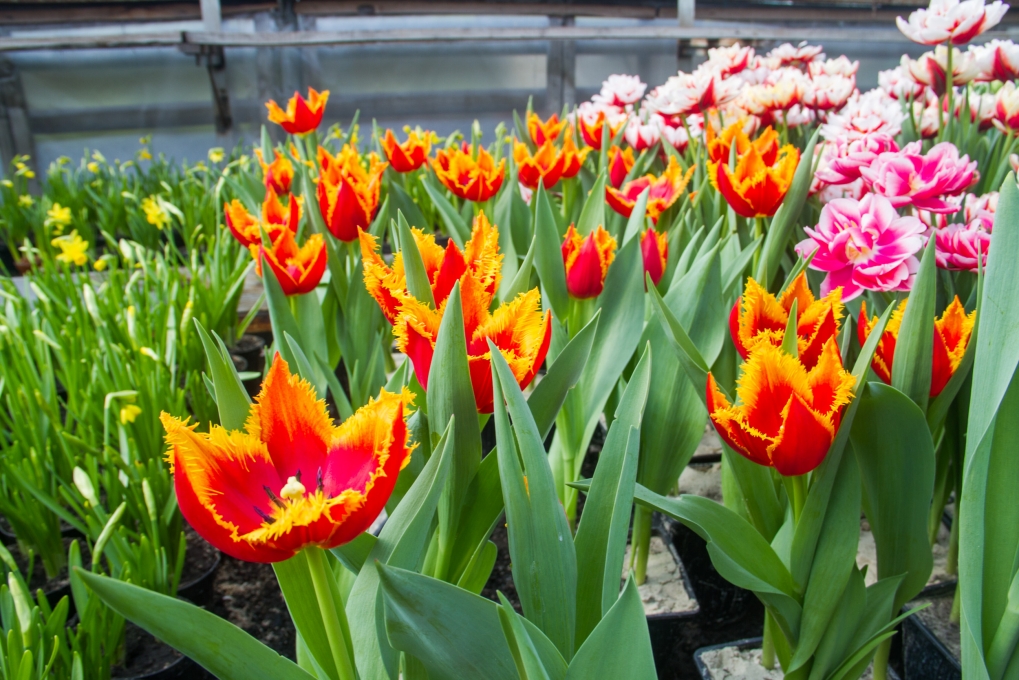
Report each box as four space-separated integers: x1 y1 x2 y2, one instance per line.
305 546 358 680
632 505 653 586
761 612 777 670
944 43 954 142
872 638 891 680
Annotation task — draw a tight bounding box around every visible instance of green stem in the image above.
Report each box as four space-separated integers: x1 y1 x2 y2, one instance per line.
632 505 653 586
872 638 891 680
305 547 358 680
944 44 954 142
752 217 764 275
761 612 776 670
784 474 808 526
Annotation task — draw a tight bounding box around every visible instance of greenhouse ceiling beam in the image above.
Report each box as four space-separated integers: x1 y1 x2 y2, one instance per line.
0 23 1014 52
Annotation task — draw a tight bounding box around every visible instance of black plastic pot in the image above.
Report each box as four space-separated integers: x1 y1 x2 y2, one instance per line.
694 636 901 679
114 617 212 680
232 334 267 375
902 582 960 680
644 517 702 680
177 550 222 608
664 516 761 627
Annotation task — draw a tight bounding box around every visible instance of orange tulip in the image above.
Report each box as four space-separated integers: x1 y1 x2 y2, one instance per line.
606 157 695 223
559 132 590 180
527 112 568 146
317 144 387 242
580 110 626 150
254 148 294 195
252 229 327 296
730 273 844 370
514 140 566 190
266 88 329 135
608 146 635 189
562 224 617 299
224 188 300 247
858 296 976 397
709 137 799 218
381 128 433 173
432 145 506 202
360 212 502 324
707 338 855 476
641 228 669 287
161 355 413 563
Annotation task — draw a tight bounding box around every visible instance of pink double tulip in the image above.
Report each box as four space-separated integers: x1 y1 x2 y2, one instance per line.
816 134 900 185
796 194 928 301
860 141 977 213
935 221 992 271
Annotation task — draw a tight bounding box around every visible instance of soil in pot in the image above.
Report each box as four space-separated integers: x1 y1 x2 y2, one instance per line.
698 640 898 680
232 334 267 374
691 426 724 463
177 528 220 606
110 621 201 679
622 536 697 616
906 584 960 667
856 517 954 590
208 554 296 659
677 462 722 503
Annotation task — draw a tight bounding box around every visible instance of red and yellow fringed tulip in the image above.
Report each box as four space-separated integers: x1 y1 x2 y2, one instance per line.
360 212 502 324
363 215 549 413
224 188 301 248
606 157 694 223
858 296 976 397
432 145 506 202
266 88 329 135
317 144 387 242
707 338 855 476
608 146 635 189
641 228 669 287
562 224 617 299
730 273 844 371
706 121 779 165
580 110 626 150
252 230 327 296
709 130 799 218
381 128 433 173
254 148 295 195
161 355 413 563
514 132 590 189
527 112 568 146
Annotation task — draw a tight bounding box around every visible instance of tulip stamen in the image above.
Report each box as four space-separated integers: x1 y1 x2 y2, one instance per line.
317 467 324 494
254 506 276 524
264 485 286 509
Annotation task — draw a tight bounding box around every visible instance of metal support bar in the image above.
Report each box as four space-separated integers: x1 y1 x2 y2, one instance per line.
677 0 695 28
0 58 37 186
200 0 222 33
546 15 576 116
206 47 232 133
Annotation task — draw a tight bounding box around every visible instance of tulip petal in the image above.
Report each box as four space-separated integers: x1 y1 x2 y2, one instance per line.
768 393 834 476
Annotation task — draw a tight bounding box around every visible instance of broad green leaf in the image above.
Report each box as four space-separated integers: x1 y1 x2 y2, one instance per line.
576 172 607 236
348 419 455 679
389 181 431 240
285 332 327 400
294 288 328 365
421 176 470 249
502 233 537 303
574 345 651 644
961 174 1019 679
448 312 598 584
331 533 378 574
456 540 498 595
379 565 518 680
397 212 436 308
787 444 861 672
273 551 343 680
494 175 521 298
532 184 570 321
77 571 313 680
891 236 937 412
194 320 251 429
261 255 304 367
851 383 935 612
427 285 483 581
498 592 565 680
564 578 656 680
492 347 577 659
755 128 819 288
632 485 802 643
621 188 650 245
